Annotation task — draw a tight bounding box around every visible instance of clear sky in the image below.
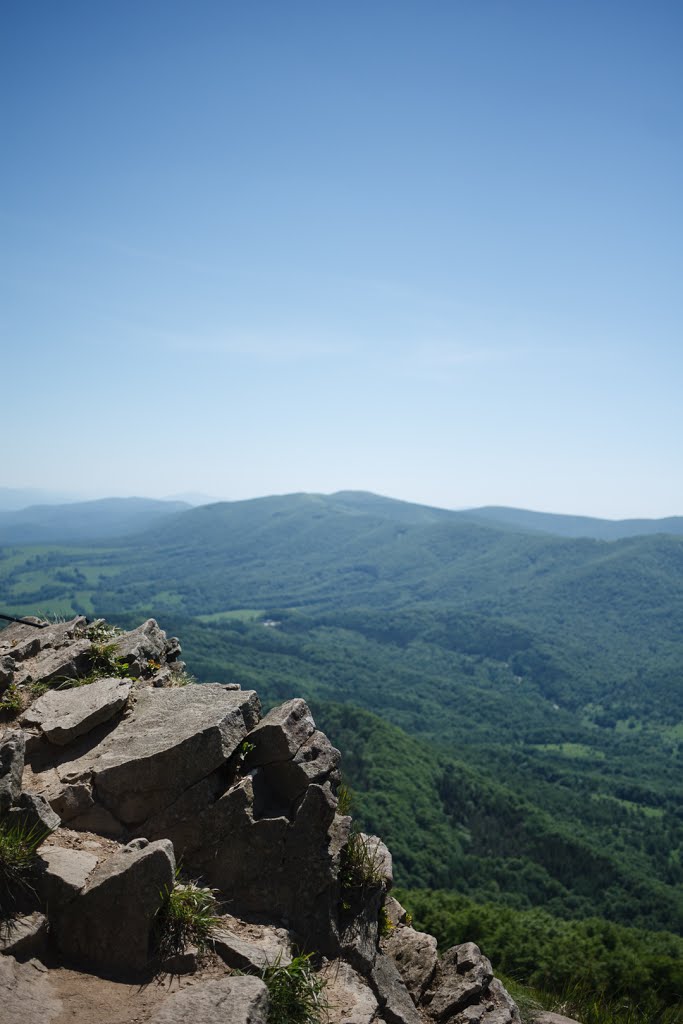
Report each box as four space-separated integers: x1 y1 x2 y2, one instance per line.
2 1 681 517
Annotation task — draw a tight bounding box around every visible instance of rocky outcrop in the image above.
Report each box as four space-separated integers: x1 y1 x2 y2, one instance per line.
0 614 527 1023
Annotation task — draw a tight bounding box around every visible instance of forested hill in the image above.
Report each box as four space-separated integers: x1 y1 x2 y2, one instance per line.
1 489 681 946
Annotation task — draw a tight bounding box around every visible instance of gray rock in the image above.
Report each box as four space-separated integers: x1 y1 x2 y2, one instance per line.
482 978 523 1023
0 654 16 688
21 639 92 687
384 895 408 928
149 975 269 1024
245 697 316 766
0 954 63 1023
361 832 393 887
0 912 48 960
0 730 25 813
211 927 291 972
262 729 341 804
320 959 380 1024
426 943 494 1021
384 925 438 1004
37 845 99 906
111 618 169 676
371 952 422 1024
21 676 132 745
52 838 175 973
55 684 260 825
6 791 60 834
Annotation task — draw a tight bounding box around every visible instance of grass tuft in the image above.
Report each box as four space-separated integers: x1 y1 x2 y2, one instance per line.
0 820 46 920
153 873 219 962
261 952 327 1024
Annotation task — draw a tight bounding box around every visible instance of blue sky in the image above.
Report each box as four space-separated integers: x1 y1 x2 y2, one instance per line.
2 1 681 516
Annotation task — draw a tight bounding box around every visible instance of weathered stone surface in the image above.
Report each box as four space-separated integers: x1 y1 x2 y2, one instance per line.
371 952 422 1024
0 729 25 813
0 954 63 1023
245 697 316 766
426 943 494 1021
362 832 393 887
110 618 169 676
53 684 260 825
22 676 132 745
482 978 523 1023
20 639 92 686
385 924 438 1004
0 911 48 960
190 774 347 954
321 959 380 1024
37 845 99 906
6 791 60 834
52 838 175 973
149 975 269 1024
0 654 16 688
262 729 341 804
211 927 291 972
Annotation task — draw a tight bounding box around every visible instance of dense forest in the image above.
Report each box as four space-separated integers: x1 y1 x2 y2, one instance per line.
1 491 681 1019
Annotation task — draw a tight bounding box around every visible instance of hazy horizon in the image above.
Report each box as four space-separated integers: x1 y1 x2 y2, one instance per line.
3 2 681 519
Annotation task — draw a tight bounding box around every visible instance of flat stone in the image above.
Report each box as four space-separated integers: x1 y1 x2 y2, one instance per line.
211 927 291 972
21 639 92 687
0 954 63 1023
55 684 260 825
22 676 132 745
149 975 269 1024
533 1014 581 1024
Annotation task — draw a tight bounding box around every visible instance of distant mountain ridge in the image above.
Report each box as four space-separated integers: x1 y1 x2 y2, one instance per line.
463 504 683 540
0 496 189 543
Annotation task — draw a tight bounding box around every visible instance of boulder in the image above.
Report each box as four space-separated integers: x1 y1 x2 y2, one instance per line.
50 684 260 825
21 676 132 745
371 952 422 1024
245 697 316 766
20 640 92 687
384 924 438 1004
149 975 269 1024
0 654 16 689
6 791 60 834
37 845 99 906
320 959 380 1024
261 728 341 804
0 954 63 1024
110 619 170 676
51 838 175 973
0 730 25 813
426 943 494 1021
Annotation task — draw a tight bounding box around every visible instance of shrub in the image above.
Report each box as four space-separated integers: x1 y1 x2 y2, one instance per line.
261 952 327 1024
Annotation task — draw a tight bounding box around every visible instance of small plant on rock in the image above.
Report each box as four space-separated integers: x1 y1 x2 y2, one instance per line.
153 873 219 962
261 952 327 1024
0 684 23 718
0 820 45 921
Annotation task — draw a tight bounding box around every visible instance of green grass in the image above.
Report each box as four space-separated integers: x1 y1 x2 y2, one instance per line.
260 953 327 1024
153 875 219 962
534 742 606 760
0 820 46 920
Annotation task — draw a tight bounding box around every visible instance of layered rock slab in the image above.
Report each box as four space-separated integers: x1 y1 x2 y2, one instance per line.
39 684 260 826
22 676 132 745
0 955 63 1024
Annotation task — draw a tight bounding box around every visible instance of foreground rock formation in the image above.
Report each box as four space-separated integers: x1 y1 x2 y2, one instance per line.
0 614 564 1024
